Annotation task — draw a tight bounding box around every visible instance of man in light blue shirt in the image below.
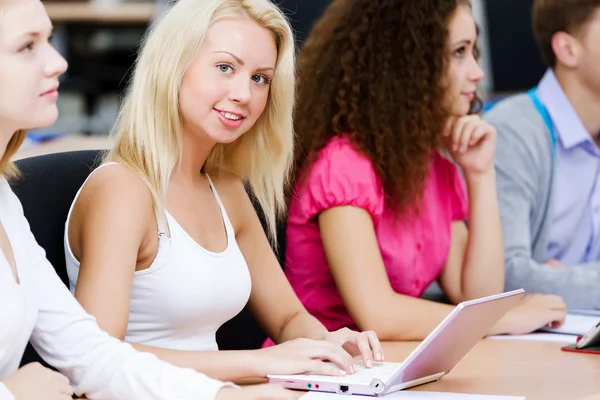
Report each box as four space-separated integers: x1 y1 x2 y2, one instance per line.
484 0 600 309
539 69 600 265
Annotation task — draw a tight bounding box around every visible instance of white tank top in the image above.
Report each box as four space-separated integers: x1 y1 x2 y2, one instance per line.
64 163 252 351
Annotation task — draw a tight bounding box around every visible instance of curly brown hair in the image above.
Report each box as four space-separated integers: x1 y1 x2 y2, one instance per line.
293 0 481 215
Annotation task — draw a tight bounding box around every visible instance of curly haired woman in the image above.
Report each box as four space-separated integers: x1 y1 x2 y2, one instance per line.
280 0 568 341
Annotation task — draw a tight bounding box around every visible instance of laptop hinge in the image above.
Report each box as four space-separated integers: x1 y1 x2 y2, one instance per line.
369 379 386 394
384 371 447 393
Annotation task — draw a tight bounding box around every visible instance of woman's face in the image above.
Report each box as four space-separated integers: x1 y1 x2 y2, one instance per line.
178 17 277 145
0 0 67 135
444 5 484 117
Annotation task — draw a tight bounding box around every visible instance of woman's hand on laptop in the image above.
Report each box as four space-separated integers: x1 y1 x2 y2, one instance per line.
255 338 355 376
490 294 567 335
322 328 384 368
217 384 303 400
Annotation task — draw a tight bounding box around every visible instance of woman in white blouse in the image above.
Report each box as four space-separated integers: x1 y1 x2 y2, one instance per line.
65 0 383 383
0 0 298 398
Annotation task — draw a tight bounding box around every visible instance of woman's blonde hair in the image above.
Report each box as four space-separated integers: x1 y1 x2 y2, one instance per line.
0 130 27 179
107 0 295 240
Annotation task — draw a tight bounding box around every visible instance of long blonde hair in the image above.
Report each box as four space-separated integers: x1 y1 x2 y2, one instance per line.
107 0 295 241
0 130 27 179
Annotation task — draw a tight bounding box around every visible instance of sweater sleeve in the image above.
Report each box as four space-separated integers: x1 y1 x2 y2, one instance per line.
486 99 600 309
0 384 15 400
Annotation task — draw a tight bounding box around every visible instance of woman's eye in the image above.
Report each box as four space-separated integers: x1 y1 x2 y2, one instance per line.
252 74 270 85
454 47 466 57
217 63 234 73
21 41 34 52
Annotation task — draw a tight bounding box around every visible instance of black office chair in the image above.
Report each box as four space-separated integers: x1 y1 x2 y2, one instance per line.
12 150 104 285
276 0 332 46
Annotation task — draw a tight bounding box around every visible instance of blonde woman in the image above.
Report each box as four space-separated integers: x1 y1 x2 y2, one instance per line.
0 0 297 398
65 0 382 382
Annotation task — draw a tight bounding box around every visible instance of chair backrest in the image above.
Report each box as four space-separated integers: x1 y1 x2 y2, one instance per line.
277 0 332 46
11 150 104 286
11 150 104 367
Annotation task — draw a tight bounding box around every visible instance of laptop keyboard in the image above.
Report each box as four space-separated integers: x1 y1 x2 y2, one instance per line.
348 361 400 382
310 361 401 384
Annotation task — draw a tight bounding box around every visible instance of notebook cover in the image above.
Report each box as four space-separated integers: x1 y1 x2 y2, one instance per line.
561 336 600 354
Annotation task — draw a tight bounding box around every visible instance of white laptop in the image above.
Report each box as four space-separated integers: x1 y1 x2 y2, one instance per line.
267 289 525 396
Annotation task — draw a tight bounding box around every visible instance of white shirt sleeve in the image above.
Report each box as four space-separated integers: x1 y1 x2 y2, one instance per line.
0 383 15 400
6 184 234 400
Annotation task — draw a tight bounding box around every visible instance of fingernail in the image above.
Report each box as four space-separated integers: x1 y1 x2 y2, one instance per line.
366 359 372 368
375 352 382 361
350 365 355 374
339 370 347 376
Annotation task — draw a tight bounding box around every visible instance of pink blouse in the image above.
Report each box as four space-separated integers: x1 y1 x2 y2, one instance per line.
283 136 468 332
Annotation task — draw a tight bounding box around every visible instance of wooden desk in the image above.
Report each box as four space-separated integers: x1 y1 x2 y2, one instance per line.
67 339 600 400
43 1 155 23
382 339 600 400
238 339 600 399
238 340 600 400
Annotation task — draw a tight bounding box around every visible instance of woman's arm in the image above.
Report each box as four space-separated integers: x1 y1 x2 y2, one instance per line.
70 166 353 380
437 115 504 304
319 205 454 341
218 176 382 366
438 170 505 304
223 182 327 343
318 204 566 341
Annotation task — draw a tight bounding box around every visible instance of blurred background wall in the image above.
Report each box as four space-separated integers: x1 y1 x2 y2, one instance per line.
40 0 548 139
